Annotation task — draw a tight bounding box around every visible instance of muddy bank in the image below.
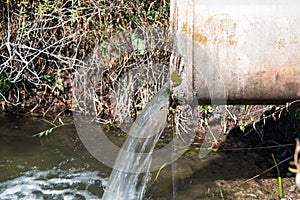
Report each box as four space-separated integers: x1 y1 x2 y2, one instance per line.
149 108 300 199
148 150 300 200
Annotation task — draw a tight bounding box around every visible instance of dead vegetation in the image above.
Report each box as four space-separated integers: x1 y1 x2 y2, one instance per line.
0 0 170 120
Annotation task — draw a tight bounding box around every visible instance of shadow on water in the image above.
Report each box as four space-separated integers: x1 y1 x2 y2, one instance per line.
146 140 270 199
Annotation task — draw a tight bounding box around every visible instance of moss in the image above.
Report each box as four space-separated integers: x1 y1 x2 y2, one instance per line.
185 149 198 157
170 71 182 87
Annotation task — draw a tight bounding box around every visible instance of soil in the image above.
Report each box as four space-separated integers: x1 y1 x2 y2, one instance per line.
147 104 300 200
148 148 300 199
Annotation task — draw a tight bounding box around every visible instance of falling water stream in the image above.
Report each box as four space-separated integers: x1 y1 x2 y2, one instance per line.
102 85 170 200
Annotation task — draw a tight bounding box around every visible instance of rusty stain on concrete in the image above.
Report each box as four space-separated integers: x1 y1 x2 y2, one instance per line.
193 33 208 44
181 22 187 32
246 65 300 99
206 16 213 23
227 39 237 45
180 17 237 46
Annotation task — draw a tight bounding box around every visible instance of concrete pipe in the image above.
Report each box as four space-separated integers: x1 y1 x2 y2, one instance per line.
170 0 300 104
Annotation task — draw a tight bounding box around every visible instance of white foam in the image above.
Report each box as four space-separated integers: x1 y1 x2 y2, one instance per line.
0 167 108 200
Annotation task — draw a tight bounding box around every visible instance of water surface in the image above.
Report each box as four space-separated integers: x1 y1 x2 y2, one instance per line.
0 113 291 200
0 114 109 200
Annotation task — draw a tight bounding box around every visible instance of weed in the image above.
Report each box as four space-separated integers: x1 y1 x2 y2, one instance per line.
33 118 65 137
0 73 10 96
0 0 171 117
55 69 64 92
170 71 182 87
289 138 300 190
272 154 283 199
198 105 212 116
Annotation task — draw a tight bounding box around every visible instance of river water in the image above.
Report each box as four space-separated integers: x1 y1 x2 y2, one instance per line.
0 113 109 200
1 113 298 199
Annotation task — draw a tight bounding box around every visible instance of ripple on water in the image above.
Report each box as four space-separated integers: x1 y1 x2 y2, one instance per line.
0 167 108 200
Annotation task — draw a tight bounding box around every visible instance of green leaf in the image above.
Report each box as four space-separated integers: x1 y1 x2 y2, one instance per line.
43 75 54 83
131 33 145 54
33 119 65 137
288 167 298 174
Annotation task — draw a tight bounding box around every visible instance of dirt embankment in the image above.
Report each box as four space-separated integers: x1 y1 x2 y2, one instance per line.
0 0 170 118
